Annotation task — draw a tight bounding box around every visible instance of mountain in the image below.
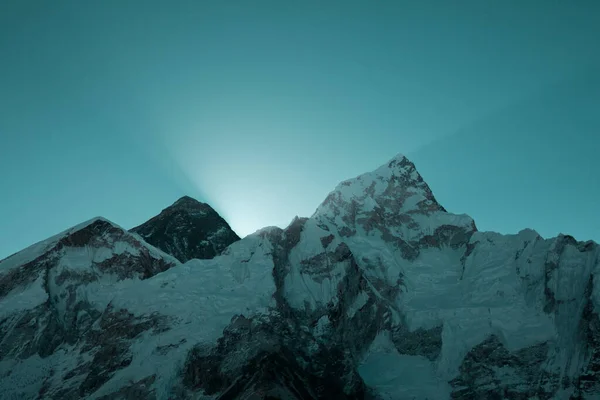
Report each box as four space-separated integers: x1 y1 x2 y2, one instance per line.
1 154 598 400
0 217 181 399
130 196 240 262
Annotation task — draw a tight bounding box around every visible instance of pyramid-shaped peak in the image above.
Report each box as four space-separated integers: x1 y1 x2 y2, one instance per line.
314 152 447 221
312 152 476 255
386 152 410 166
170 196 213 211
130 196 240 262
373 153 419 177
328 154 427 199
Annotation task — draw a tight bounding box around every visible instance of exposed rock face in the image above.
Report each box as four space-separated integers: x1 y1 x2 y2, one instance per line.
130 196 240 262
1 154 598 399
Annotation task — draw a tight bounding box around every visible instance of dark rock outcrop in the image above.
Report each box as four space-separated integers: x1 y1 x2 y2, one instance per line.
130 196 240 262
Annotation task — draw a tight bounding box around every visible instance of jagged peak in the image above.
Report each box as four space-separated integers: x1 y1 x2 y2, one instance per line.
310 153 478 251
376 152 412 173
338 154 426 194
365 153 423 185
314 153 438 216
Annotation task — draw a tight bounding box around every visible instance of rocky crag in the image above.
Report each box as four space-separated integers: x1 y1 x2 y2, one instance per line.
130 196 240 263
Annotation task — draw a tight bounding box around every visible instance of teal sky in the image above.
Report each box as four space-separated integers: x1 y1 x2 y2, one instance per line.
1 1 599 259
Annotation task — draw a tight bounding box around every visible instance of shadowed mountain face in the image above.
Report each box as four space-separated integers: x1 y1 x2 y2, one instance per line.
0 155 599 400
130 196 240 262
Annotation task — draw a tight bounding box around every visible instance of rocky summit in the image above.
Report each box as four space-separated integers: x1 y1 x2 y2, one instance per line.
130 196 240 263
0 154 598 400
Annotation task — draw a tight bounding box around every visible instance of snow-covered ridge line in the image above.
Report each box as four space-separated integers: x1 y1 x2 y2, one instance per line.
0 217 180 274
1 152 599 399
0 217 112 272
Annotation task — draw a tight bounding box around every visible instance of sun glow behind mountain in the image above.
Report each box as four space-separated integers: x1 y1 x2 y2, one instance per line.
160 124 333 238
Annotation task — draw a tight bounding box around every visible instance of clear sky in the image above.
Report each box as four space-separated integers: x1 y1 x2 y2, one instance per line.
1 0 599 259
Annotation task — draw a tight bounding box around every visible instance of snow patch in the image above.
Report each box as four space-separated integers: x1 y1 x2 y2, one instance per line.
346 291 369 318
0 274 48 320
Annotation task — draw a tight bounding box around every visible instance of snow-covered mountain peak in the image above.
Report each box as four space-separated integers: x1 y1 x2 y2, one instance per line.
0 216 122 273
315 154 440 216
313 154 476 258
0 216 179 327
0 216 179 280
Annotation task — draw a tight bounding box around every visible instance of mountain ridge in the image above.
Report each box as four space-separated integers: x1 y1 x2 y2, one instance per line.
1 153 598 399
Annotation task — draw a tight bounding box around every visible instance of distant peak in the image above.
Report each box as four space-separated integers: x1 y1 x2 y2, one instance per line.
171 196 212 210
173 195 201 205
130 196 240 262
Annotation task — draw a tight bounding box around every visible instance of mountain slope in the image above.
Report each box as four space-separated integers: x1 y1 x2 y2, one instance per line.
130 196 240 262
0 154 598 400
0 217 181 399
